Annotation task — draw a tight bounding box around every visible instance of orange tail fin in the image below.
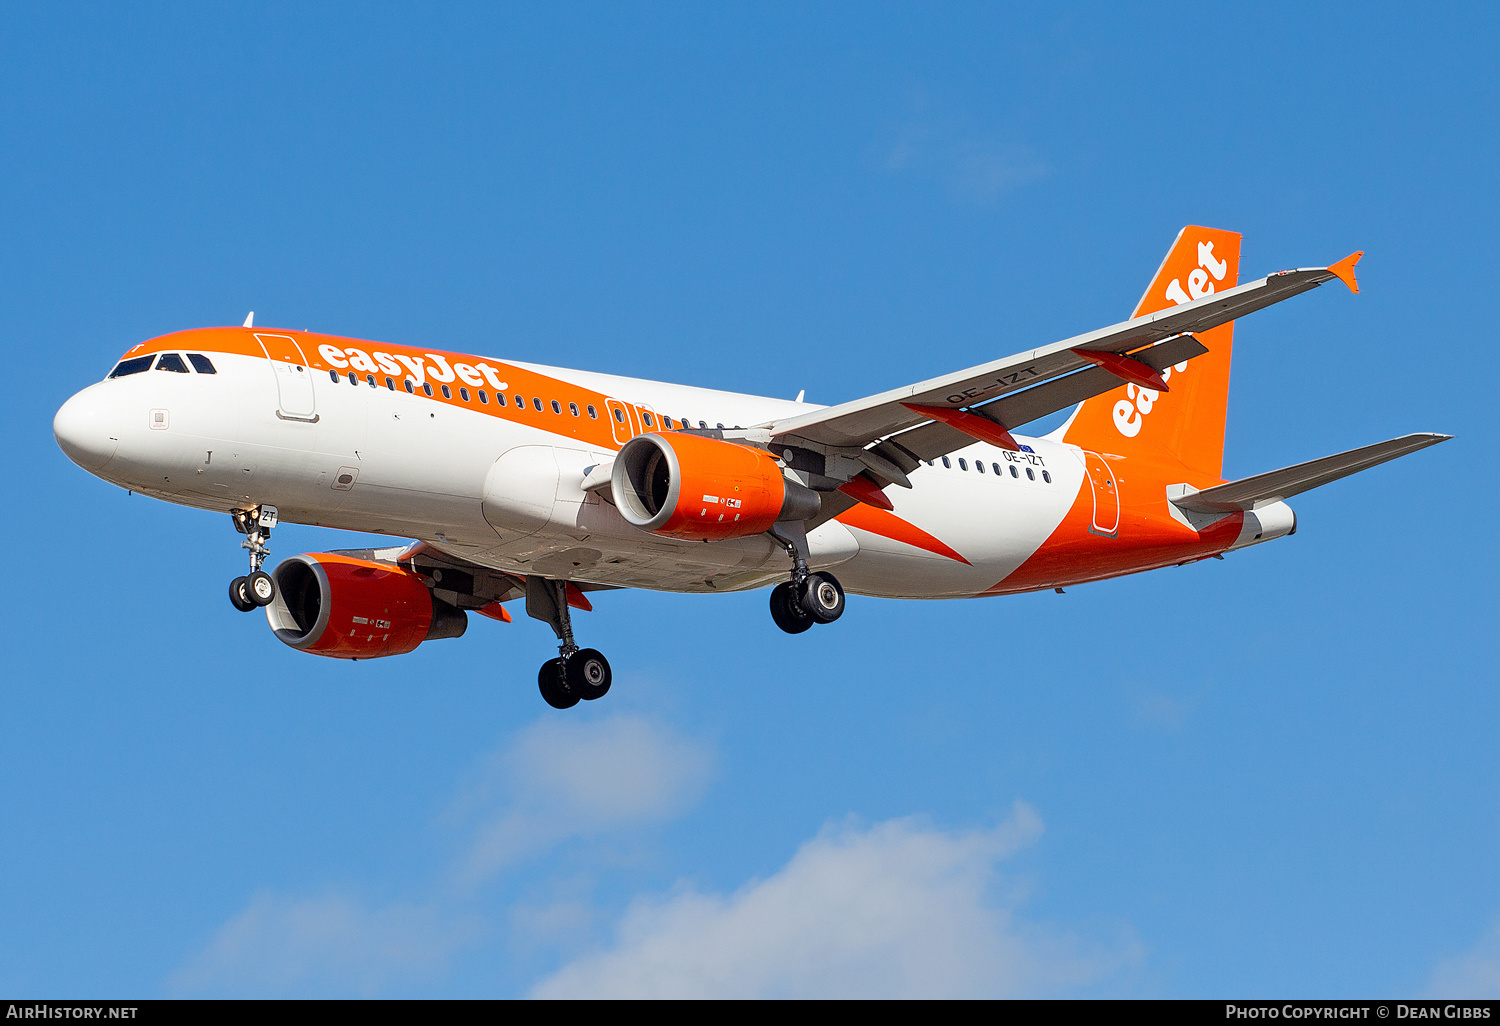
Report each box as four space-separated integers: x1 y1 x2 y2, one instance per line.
1062 226 1242 479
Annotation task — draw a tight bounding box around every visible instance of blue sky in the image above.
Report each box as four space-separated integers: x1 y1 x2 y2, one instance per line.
2 3 1496 997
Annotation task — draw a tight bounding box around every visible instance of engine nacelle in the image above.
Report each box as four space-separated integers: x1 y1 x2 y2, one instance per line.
265 553 467 659
611 432 820 542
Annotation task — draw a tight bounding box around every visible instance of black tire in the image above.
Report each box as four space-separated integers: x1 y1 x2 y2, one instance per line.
769 581 814 634
229 576 257 612
538 658 579 709
800 572 845 624
567 648 612 700
247 570 276 606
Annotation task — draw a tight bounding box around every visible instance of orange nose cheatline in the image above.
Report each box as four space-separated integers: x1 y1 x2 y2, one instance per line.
53 387 120 472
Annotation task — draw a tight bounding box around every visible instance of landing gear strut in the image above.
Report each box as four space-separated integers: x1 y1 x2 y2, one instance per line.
768 523 845 634
527 578 611 709
228 505 279 612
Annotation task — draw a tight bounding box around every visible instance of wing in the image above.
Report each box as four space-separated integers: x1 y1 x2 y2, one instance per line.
761 257 1361 483
330 542 618 615
1169 433 1452 514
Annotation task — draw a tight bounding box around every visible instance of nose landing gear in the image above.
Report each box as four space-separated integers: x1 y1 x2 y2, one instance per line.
767 523 846 634
228 505 279 612
527 578 612 709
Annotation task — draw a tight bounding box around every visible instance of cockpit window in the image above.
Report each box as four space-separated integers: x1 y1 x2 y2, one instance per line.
107 355 154 378
155 353 189 373
187 353 217 374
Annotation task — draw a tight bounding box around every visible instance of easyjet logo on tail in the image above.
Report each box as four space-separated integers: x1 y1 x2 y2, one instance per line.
1112 240 1230 438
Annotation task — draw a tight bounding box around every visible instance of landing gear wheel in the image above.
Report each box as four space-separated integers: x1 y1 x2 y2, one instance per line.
567 648 612 701
539 658 579 709
229 576 257 612
800 572 845 624
247 570 276 607
770 582 814 634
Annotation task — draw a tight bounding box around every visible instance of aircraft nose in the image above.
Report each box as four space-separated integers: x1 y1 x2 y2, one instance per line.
54 388 119 472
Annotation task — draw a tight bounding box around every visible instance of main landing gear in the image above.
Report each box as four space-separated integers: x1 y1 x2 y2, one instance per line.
768 524 845 635
228 505 279 613
526 577 612 710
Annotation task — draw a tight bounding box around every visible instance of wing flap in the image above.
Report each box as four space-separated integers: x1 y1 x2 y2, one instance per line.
1171 433 1451 514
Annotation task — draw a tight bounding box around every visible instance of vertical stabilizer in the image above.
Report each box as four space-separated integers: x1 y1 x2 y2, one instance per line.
1063 226 1241 478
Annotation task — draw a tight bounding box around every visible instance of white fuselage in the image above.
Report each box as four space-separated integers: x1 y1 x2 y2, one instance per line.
56 343 1086 598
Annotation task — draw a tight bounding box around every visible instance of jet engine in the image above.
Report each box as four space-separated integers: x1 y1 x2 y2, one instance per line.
264 553 467 659
611 432 820 542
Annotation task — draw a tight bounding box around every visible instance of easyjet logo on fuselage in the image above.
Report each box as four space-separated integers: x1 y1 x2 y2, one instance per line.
317 344 510 392
1112 240 1229 439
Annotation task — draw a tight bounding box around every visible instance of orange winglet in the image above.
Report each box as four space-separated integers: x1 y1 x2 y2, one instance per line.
838 473 895 511
1070 349 1170 392
565 583 593 612
901 403 1020 451
1328 250 1363 294
477 602 512 623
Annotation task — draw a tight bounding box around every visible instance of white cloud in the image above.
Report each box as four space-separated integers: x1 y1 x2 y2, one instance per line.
170 713 712 996
530 804 1141 999
168 891 479 997
1428 923 1500 998
452 714 714 886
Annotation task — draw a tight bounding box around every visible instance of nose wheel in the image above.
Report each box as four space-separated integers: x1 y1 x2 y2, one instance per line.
527 578 612 709
228 505 279 612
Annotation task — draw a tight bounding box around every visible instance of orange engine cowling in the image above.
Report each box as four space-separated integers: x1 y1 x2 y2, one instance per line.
264 553 467 659
610 432 820 541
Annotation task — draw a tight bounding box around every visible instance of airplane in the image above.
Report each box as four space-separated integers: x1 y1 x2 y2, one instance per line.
53 226 1449 709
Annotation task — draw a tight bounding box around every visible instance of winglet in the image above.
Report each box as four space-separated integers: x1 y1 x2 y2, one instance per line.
1328 251 1362 294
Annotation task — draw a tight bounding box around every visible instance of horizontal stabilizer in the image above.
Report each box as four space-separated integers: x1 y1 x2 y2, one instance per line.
1170 433 1451 514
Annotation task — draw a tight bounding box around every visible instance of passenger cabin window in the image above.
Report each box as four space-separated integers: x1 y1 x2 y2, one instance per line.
329 369 340 382
992 463 1001 475
587 405 597 419
941 457 951 468
496 393 506 406
514 394 523 408
958 458 968 471
405 379 415 393
155 353 189 373
348 371 358 384
108 355 154 378
366 374 376 387
569 402 579 416
663 416 673 429
478 390 489 404
1026 468 1035 480
976 460 985 473
1042 470 1052 483
551 400 561 414
423 383 434 396
533 398 543 411
441 384 452 398
385 376 395 390
1009 465 1018 478
187 354 216 374
699 420 707 429
459 387 470 402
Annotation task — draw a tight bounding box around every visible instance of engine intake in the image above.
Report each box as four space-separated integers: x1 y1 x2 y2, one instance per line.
611 432 819 541
266 553 467 659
